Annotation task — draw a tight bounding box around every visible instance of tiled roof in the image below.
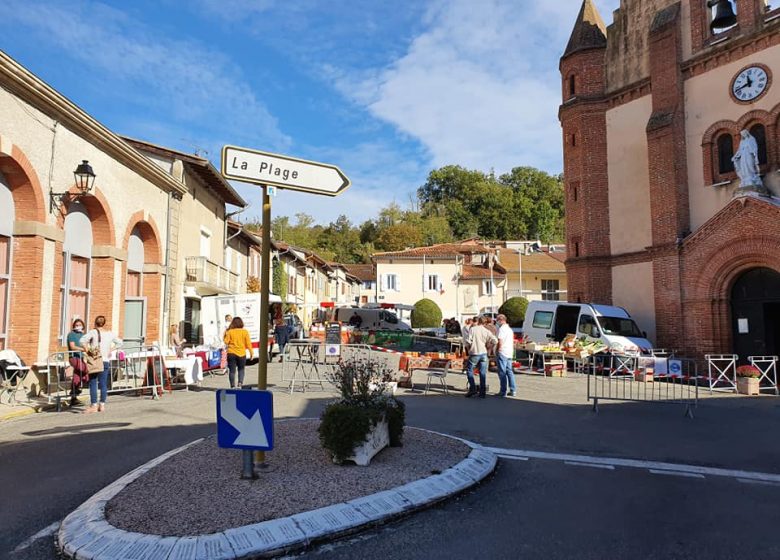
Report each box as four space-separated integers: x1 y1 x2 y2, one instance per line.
373 242 491 259
460 264 506 280
496 248 566 273
342 264 375 282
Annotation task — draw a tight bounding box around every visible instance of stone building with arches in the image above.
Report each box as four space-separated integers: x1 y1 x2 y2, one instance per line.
0 50 250 370
559 0 780 359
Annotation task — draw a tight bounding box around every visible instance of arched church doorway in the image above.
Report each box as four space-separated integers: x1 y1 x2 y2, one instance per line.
731 267 780 361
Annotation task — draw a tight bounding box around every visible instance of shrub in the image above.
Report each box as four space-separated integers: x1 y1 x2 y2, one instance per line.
411 298 443 328
319 357 406 463
498 297 529 327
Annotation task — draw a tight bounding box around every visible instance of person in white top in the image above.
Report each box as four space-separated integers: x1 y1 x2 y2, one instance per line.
496 314 517 397
465 316 498 398
83 315 116 413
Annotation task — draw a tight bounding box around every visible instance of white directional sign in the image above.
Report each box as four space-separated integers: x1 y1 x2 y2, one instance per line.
216 389 274 450
221 145 350 197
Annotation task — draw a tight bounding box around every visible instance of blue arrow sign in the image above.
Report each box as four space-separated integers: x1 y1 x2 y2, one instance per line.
216 389 274 451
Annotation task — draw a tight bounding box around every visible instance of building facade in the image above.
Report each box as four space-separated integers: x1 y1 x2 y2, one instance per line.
372 241 507 321
560 0 780 358
496 244 568 302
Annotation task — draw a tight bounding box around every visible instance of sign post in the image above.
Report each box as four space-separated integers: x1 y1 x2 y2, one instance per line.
220 145 350 468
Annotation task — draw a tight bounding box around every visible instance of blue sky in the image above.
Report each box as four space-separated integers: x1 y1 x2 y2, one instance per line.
0 0 620 225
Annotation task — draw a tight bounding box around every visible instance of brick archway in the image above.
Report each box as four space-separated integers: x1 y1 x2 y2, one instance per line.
682 198 780 357
0 140 46 223
55 185 116 246
122 211 162 265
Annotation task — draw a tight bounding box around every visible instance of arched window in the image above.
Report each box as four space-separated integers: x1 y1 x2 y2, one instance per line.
126 227 144 297
0 173 13 350
61 201 93 340
749 124 768 166
716 133 735 174
569 74 576 97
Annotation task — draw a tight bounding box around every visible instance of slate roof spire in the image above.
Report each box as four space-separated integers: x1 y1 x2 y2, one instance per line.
563 0 607 57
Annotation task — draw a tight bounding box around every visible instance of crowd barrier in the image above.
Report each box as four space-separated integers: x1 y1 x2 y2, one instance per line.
587 354 698 418
43 344 166 411
704 354 778 394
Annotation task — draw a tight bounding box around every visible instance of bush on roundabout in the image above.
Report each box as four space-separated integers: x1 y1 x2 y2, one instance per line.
319 358 406 464
411 298 443 329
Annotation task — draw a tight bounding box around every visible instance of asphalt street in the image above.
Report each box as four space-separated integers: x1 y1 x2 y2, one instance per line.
2 365 779 559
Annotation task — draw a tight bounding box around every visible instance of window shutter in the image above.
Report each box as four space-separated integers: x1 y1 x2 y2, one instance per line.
380 274 386 292
395 275 401 291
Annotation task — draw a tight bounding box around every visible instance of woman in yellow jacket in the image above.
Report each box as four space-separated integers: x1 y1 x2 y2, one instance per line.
223 317 252 388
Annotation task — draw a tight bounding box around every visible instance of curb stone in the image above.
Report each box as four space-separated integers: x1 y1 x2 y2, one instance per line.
57 428 497 559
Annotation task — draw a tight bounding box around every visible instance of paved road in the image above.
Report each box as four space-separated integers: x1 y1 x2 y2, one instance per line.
3 366 780 559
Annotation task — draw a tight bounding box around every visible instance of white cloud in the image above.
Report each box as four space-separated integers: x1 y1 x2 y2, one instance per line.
332 0 623 175
2 0 290 152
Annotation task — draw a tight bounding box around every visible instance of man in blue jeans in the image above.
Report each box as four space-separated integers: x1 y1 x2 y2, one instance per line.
495 314 517 397
465 316 497 398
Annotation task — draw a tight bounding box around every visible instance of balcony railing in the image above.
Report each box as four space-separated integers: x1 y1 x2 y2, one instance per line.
185 256 239 294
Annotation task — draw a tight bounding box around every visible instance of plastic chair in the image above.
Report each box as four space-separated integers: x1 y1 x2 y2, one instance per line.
0 349 32 405
425 360 451 395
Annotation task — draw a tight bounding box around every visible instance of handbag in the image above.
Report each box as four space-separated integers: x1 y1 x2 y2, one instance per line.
84 330 105 374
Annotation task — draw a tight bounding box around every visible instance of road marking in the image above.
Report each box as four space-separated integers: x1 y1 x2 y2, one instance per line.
738 478 780 487
497 454 529 461
649 469 705 479
484 446 780 484
12 521 60 553
565 461 615 470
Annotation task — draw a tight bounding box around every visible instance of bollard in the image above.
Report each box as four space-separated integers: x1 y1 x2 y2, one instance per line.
241 449 257 480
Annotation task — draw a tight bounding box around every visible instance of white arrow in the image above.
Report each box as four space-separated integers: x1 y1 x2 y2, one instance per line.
221 393 269 447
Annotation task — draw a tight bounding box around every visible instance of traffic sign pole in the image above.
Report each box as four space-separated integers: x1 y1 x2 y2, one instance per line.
256 185 272 465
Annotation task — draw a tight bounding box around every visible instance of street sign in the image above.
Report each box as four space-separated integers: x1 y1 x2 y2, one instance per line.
221 145 350 197
216 389 274 451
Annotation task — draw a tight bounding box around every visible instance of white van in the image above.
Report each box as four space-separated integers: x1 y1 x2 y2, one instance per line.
332 307 412 331
523 301 653 354
201 292 282 357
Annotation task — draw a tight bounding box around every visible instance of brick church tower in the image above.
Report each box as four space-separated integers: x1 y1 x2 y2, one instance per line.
559 0 612 305
558 0 780 359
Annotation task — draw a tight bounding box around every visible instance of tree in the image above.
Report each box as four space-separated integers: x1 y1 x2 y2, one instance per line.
411 298 443 328
498 297 529 327
272 260 287 302
374 223 423 252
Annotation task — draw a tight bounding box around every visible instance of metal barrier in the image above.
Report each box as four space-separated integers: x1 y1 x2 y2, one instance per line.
43 344 166 411
748 355 779 395
281 342 380 394
587 354 698 417
704 354 738 393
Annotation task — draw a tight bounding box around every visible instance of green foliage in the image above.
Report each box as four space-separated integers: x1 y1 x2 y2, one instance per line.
319 403 382 464
272 260 287 302
499 297 529 327
255 164 562 264
411 298 443 328
319 357 406 463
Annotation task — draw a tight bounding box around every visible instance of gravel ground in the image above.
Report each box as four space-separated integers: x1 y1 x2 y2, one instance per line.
105 419 469 536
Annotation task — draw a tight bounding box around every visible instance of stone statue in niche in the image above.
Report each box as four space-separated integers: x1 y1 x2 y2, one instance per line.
732 129 768 195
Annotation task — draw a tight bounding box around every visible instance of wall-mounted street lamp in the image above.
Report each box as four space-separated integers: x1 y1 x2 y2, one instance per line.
50 160 96 213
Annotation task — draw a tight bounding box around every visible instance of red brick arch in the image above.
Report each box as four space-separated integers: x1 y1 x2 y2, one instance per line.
55 185 116 246
122 211 162 265
0 140 46 223
736 109 773 131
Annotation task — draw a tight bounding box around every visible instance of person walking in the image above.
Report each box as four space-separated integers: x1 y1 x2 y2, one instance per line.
83 316 115 413
495 314 517 397
224 317 252 388
273 314 290 362
465 316 497 399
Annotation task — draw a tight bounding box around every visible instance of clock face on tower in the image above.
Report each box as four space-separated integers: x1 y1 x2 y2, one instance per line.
730 65 770 103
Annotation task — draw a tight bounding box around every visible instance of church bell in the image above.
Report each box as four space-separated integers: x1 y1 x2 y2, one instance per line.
708 0 737 32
